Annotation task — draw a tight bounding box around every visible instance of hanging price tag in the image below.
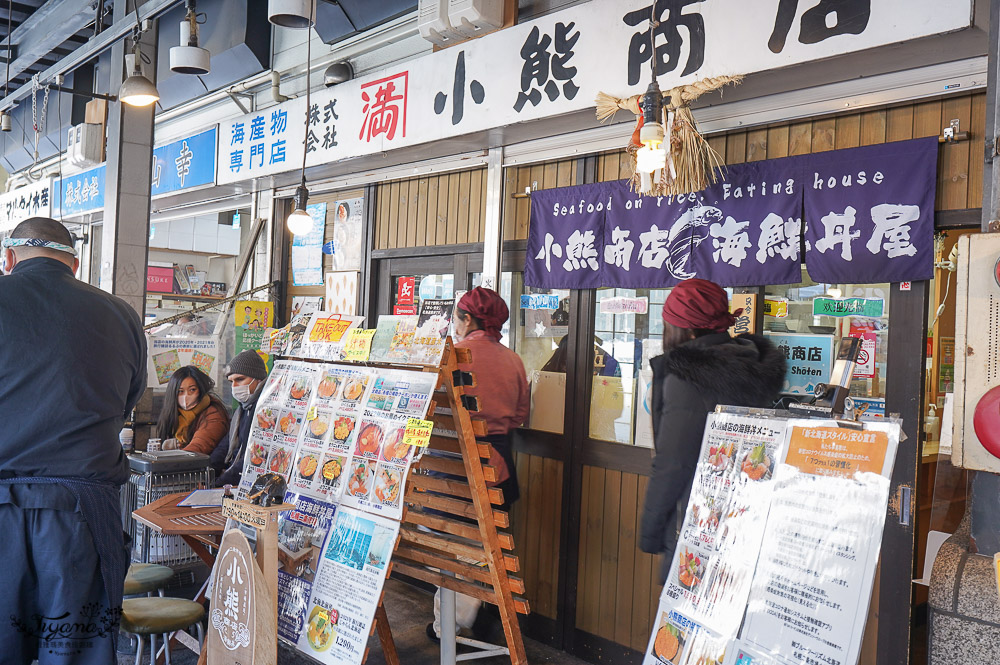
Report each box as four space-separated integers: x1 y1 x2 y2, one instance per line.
403 418 434 448
306 407 318 421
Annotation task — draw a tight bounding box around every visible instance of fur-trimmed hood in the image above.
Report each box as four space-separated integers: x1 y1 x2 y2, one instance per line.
651 332 786 407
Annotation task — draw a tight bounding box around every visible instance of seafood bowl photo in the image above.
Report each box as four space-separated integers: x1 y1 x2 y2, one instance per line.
249 441 267 467
740 443 773 482
289 377 312 402
332 416 356 443
268 447 294 475
354 422 384 458
380 427 411 463
320 457 344 488
342 377 368 402
255 407 277 431
305 605 336 651
297 454 319 481
316 374 342 400
279 411 303 437
374 467 401 504
677 549 705 592
347 460 374 497
706 442 735 475
653 622 684 664
307 413 331 439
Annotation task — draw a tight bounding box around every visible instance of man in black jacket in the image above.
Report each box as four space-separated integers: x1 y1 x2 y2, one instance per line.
639 279 786 581
214 350 269 487
0 217 146 663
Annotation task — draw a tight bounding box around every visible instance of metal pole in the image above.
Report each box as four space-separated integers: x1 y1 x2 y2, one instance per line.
983 0 1000 232
479 147 504 290
439 587 457 665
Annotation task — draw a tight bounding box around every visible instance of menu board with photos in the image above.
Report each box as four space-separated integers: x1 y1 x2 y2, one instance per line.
236 357 437 665
642 410 899 665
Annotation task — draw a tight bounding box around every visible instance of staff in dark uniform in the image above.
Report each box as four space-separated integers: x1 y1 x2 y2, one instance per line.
0 217 146 664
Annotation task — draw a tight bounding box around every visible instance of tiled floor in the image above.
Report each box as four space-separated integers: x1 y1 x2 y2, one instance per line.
118 578 589 665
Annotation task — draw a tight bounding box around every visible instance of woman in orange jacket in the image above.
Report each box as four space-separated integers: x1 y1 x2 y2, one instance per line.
156 365 231 472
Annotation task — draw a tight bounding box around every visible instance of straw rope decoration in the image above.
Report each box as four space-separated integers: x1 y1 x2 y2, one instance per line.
595 74 742 196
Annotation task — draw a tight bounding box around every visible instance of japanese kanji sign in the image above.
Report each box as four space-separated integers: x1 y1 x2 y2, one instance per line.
151 127 217 197
215 0 970 186
0 178 53 231
764 332 836 395
54 166 105 217
526 138 937 289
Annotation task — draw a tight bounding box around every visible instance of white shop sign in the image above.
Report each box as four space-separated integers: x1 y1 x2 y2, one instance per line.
0 177 54 231
217 0 972 185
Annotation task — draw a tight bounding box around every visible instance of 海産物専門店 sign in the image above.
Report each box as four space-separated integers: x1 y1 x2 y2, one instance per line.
524 138 937 290
215 0 970 186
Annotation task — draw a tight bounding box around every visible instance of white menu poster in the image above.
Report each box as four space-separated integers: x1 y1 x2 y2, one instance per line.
296 507 399 663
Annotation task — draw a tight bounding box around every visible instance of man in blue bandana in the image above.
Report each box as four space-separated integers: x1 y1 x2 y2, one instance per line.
0 217 146 664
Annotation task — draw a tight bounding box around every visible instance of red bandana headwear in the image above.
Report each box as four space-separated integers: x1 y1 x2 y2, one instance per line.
661 278 740 332
458 287 509 342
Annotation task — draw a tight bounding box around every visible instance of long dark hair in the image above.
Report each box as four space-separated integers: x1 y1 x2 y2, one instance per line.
662 321 719 351
157 365 217 439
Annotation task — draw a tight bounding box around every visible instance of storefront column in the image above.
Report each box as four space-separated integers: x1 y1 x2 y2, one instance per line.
985 0 1000 232
100 11 157 314
480 147 504 290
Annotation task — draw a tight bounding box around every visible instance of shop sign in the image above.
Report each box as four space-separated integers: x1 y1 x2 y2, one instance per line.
813 297 884 318
526 138 937 289
54 165 105 217
763 297 787 318
729 293 756 335
765 332 835 395
396 277 415 305
0 177 53 231
147 264 174 293
215 0 969 186
599 296 648 315
151 127 217 197
393 304 417 315
520 294 559 310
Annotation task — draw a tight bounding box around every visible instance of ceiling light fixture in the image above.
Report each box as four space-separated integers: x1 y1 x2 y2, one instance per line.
323 61 353 88
120 45 159 107
170 0 211 76
268 0 315 29
635 14 667 179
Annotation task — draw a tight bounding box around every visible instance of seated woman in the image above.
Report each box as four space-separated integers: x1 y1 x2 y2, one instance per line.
156 366 231 472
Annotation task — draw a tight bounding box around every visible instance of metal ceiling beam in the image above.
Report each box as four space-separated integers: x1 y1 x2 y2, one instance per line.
0 0 97 85
0 0 181 110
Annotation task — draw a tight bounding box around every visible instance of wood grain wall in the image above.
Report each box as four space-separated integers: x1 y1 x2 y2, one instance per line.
374 169 488 250
510 453 564 620
576 466 662 652
504 158 580 241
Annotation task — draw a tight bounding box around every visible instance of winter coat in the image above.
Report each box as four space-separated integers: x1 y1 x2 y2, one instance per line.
180 399 231 459
639 332 786 565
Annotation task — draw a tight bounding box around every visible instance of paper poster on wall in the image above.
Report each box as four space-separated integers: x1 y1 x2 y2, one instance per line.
292 203 327 286
297 507 399 665
408 299 454 366
276 493 337 643
635 368 655 449
329 198 364 271
146 335 220 387
525 294 570 338
741 424 897 665
291 296 324 321
235 301 275 373
325 271 359 315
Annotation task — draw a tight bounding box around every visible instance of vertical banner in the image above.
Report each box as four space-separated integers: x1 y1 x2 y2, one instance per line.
235 301 275 373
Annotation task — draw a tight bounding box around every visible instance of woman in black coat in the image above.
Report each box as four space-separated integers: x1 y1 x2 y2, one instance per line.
639 279 786 581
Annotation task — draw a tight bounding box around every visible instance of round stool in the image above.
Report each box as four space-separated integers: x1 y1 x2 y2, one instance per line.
121 597 205 665
124 563 174 597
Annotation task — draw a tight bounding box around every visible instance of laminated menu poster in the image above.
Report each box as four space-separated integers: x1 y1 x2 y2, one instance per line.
368 315 418 364
739 423 897 665
660 413 790 639
642 411 900 665
296 507 399 665
408 299 454 366
146 335 220 388
276 493 337 642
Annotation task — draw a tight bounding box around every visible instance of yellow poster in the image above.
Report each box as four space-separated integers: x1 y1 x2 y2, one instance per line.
235 300 275 370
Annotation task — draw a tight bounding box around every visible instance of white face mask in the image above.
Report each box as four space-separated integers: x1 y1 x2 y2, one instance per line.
233 384 254 404
178 395 199 411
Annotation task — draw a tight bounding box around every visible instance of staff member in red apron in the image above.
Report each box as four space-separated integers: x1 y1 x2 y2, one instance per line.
428 287 529 642
0 218 146 664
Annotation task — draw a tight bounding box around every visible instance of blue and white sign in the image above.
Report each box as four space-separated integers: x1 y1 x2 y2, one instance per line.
54 165 106 217
151 127 217 197
520 294 559 310
765 332 836 395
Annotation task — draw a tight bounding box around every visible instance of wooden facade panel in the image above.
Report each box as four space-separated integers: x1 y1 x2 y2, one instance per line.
766 125 789 160
597 470 622 641
509 453 563 620
811 117 836 152
726 132 747 165
579 466 605 633
745 128 768 162
788 121 813 156
504 158 580 241
614 472 638 646
969 93 987 207
373 168 487 249
834 114 861 150
860 110 887 146
912 99 943 139
886 105 914 142
938 96 973 211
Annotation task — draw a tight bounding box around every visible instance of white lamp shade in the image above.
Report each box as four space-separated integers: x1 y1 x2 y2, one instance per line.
120 74 160 107
287 208 314 235
268 0 315 28
636 145 666 174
